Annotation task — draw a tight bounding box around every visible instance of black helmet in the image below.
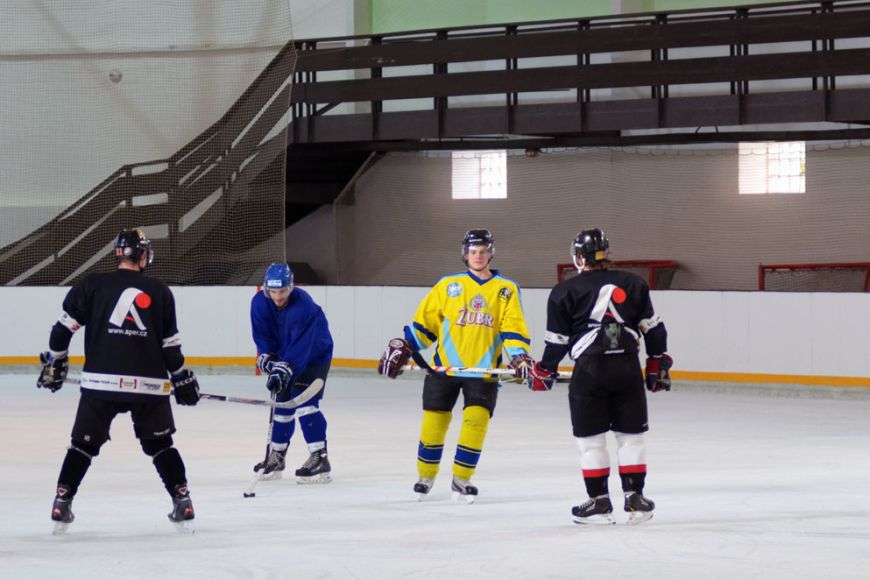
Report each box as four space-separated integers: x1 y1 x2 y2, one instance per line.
572 228 609 269
114 229 153 267
461 229 494 256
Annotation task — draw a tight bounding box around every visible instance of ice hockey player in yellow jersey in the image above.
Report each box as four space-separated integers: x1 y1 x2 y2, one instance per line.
378 229 533 503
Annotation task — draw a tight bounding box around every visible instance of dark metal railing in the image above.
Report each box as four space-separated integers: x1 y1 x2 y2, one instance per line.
287 0 870 149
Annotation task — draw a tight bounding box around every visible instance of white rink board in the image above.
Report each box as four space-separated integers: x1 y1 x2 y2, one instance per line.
1 286 869 379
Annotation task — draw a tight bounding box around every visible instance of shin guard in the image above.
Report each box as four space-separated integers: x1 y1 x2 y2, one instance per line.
615 431 647 494
575 433 610 498
417 410 452 479
452 405 490 480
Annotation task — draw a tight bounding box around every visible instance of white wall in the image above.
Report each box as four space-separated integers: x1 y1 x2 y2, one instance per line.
0 0 354 246
2 286 869 382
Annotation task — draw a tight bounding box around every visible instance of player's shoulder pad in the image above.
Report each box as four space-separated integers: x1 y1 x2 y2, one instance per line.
434 272 467 286
493 272 521 289
614 268 651 290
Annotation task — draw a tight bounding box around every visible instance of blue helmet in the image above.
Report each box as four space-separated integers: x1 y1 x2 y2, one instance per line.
263 263 293 296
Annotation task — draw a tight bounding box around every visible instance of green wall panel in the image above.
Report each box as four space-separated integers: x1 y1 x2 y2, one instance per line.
372 0 612 34
371 1 803 34
652 0 795 10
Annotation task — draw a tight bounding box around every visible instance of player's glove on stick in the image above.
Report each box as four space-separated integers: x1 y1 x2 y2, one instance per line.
508 354 534 384
377 338 412 379
266 361 294 394
256 352 276 374
37 351 69 392
529 362 556 391
645 354 673 392
171 368 201 406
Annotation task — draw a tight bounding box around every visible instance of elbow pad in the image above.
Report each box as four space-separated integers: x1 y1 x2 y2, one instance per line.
643 324 667 357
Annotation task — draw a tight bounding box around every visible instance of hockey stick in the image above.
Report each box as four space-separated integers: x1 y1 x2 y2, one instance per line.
243 390 278 498
63 377 325 409
400 360 571 382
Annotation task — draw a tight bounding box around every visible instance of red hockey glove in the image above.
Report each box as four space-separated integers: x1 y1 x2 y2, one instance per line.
645 354 673 392
529 362 556 391
378 338 412 379
508 354 534 382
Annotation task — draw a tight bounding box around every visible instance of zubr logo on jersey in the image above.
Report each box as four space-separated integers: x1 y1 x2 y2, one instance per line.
456 294 494 327
108 287 151 337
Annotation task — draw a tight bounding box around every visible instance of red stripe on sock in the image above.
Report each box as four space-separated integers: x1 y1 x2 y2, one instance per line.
619 464 647 474
582 468 610 478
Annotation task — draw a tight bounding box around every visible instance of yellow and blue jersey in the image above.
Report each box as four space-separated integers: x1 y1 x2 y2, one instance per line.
403 270 531 378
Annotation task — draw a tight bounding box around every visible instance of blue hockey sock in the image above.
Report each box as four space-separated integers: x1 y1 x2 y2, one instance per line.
297 405 327 452
271 409 296 449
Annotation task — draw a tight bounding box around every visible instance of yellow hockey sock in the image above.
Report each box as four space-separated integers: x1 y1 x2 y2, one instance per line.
453 405 490 480
417 410 452 479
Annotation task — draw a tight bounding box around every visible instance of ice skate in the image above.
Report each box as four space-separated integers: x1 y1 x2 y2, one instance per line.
624 491 655 525
253 448 286 481
450 477 478 504
413 478 434 501
295 449 332 484
571 495 615 525
51 485 75 535
168 484 195 533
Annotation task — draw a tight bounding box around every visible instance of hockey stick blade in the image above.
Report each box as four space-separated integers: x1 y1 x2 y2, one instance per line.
63 377 325 409
200 378 324 409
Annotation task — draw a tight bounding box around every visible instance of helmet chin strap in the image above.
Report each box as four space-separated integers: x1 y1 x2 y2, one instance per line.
573 255 586 272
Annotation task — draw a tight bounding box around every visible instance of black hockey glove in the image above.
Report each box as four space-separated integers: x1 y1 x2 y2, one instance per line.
171 369 201 406
266 361 293 394
256 352 276 374
377 338 412 379
37 351 68 393
645 354 673 392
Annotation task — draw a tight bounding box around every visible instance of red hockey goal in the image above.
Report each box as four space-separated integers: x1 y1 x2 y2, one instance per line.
557 260 678 289
758 262 870 291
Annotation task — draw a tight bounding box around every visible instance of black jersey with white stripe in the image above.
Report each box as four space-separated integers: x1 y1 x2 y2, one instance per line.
49 269 184 398
540 268 666 370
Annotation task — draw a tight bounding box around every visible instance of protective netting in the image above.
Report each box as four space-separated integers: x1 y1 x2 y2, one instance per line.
0 1 295 285
761 264 870 292
340 143 870 291
558 262 678 290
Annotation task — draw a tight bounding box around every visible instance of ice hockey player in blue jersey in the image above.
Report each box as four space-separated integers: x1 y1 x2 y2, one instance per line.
250 263 334 484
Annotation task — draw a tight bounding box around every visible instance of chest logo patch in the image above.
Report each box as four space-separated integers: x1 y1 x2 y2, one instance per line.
456 294 494 328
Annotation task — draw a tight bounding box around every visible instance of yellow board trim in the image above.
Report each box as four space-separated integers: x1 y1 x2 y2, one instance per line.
3 356 867 387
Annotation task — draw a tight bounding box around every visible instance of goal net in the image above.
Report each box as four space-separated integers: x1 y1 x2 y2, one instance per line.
558 261 679 289
759 263 870 292
0 1 295 286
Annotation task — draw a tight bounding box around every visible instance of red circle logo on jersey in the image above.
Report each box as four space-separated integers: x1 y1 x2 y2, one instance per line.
135 292 152 309
612 287 627 304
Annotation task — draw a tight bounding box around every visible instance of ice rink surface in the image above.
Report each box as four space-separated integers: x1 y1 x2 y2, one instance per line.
2 371 870 579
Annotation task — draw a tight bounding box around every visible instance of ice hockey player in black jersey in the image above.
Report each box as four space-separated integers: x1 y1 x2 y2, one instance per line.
37 229 201 534
529 228 672 525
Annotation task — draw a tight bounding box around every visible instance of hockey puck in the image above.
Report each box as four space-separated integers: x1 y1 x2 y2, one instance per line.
243 492 256 498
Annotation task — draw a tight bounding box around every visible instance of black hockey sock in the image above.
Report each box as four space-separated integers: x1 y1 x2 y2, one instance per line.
584 475 609 498
620 472 646 494
57 446 95 497
152 447 188 495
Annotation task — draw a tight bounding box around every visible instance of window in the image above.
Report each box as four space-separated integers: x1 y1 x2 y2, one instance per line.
738 141 805 194
451 150 507 199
